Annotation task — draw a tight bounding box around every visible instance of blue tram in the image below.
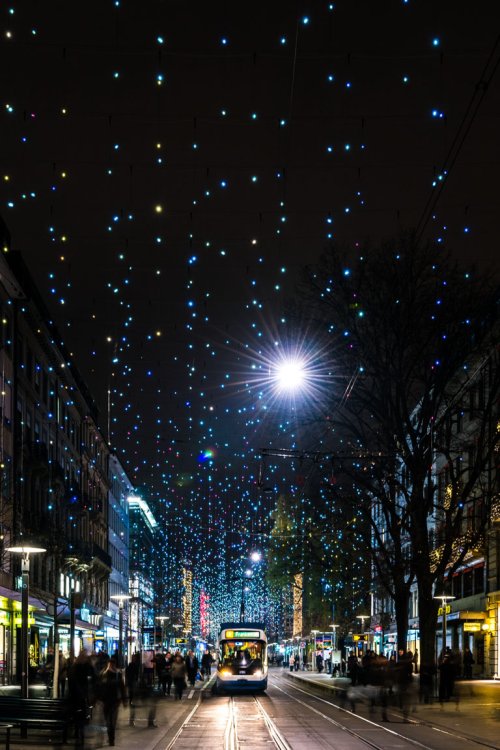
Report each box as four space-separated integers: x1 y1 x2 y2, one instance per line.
216 622 268 692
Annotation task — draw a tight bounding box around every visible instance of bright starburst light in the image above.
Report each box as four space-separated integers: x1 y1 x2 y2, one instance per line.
273 358 307 392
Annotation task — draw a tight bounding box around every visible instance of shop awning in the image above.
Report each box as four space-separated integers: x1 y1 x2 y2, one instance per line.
58 618 99 632
0 585 48 612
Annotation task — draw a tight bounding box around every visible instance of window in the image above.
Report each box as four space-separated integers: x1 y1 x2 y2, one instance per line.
463 570 473 597
474 566 484 594
34 361 41 393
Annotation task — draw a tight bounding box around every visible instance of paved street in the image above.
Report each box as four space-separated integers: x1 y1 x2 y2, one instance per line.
1 668 499 750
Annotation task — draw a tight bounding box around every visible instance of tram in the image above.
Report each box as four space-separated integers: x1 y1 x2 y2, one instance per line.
216 622 268 692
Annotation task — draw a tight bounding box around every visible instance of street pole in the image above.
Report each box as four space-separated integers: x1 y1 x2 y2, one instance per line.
111 594 131 667
7 546 46 698
20 555 29 699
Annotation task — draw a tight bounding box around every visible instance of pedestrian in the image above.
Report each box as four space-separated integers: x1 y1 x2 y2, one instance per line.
125 653 140 725
289 653 295 672
97 656 126 746
171 653 187 700
316 652 324 673
158 651 173 695
185 649 199 687
143 650 155 686
68 651 95 747
58 650 68 697
155 651 167 692
347 652 359 685
463 647 474 679
438 647 456 702
201 650 213 681
413 649 419 674
302 651 307 671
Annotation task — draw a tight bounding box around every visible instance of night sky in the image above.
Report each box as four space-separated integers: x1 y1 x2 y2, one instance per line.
1 0 499 521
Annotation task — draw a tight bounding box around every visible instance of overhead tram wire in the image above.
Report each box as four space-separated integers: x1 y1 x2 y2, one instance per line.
415 32 500 245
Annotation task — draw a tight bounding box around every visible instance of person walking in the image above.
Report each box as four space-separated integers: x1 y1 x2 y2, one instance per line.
316 652 324 673
125 653 140 726
438 647 456 702
68 651 95 747
97 656 126 746
201 650 213 681
185 650 199 687
171 653 187 700
58 651 68 697
412 649 419 674
463 647 474 679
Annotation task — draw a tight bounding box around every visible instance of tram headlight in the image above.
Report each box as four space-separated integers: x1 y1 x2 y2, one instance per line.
253 669 262 677
220 669 231 676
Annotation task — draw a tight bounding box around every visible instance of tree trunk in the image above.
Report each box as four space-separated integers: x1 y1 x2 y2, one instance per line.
394 588 409 654
418 579 439 695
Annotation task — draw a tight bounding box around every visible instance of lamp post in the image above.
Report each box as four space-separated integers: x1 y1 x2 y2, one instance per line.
110 594 131 666
7 545 46 698
433 593 455 658
329 624 338 677
356 614 370 655
156 615 169 650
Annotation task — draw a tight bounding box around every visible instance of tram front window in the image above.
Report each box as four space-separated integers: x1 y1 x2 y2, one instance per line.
220 641 264 671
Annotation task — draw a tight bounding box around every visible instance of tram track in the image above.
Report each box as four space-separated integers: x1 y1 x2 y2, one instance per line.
272 673 500 750
223 695 292 750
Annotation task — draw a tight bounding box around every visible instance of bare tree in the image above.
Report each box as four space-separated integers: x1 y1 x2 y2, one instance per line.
295 233 499 673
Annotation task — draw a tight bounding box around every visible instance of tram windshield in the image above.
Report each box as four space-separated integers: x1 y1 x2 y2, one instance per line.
220 640 265 667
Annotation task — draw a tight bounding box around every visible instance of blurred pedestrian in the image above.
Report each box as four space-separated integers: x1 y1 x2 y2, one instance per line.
58 651 68 697
347 652 359 685
201 650 213 681
172 653 187 700
125 653 140 725
463 647 474 679
185 650 199 687
97 656 126 746
438 647 456 702
68 651 95 747
413 649 419 674
316 652 324 673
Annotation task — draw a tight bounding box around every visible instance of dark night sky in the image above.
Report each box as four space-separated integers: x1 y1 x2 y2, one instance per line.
1 0 499 507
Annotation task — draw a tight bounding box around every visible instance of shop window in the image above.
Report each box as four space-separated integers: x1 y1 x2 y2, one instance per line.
474 566 484 594
463 570 473 597
451 575 461 599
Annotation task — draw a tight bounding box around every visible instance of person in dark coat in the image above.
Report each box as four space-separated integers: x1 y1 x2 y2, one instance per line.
125 653 140 725
185 650 199 687
438 647 456 702
68 651 95 747
316 652 324 673
347 652 359 685
97 656 126 746
201 650 214 681
171 654 187 700
463 647 474 679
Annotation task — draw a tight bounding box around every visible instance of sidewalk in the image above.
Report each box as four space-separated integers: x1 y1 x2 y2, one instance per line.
0 681 210 749
283 670 500 745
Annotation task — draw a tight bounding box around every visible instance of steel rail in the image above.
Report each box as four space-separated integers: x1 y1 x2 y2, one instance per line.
273 675 499 750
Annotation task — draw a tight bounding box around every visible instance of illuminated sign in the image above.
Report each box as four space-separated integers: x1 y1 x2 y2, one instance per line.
225 630 260 639
463 622 481 632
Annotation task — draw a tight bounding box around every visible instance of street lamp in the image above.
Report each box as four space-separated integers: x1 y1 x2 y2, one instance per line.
7 545 46 697
110 594 131 666
433 593 455 658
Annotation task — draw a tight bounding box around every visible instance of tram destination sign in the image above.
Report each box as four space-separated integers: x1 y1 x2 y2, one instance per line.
226 630 261 639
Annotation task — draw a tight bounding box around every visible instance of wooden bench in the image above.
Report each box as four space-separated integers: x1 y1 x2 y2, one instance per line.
0 697 71 743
